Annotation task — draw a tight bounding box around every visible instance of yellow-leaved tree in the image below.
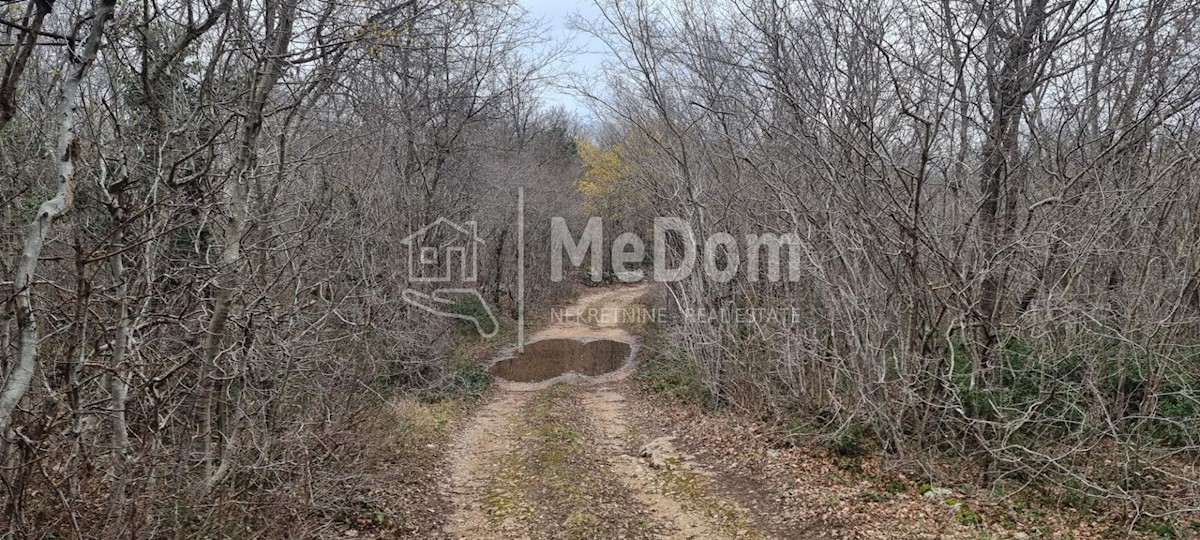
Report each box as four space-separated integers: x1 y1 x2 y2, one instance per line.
575 139 649 229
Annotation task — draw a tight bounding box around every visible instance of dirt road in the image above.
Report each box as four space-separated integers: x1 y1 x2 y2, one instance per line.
441 284 768 539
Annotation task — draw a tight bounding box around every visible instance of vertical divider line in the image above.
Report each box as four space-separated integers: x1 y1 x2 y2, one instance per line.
517 187 524 352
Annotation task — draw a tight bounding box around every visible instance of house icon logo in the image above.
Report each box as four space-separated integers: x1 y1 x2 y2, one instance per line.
400 217 485 283
400 217 498 338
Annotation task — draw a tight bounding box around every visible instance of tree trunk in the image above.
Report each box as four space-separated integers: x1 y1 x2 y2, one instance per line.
0 0 118 448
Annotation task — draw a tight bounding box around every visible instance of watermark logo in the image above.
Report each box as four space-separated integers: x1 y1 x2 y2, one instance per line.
400 190 801 347
400 217 500 338
550 217 803 283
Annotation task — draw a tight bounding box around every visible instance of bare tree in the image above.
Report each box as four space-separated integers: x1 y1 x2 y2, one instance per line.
584 0 1200 523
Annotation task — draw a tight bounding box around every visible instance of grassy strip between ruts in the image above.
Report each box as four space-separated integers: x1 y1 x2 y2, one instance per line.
480 383 663 539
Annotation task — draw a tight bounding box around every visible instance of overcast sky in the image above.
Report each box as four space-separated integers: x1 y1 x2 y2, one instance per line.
519 0 608 122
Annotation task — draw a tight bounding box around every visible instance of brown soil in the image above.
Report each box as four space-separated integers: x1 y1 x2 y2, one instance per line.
440 283 768 539
347 283 1159 539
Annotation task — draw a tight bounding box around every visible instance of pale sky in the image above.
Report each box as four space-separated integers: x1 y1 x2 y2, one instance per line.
519 0 608 122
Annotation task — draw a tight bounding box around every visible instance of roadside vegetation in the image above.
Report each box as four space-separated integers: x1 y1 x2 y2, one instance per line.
573 0 1200 532
3 0 1200 536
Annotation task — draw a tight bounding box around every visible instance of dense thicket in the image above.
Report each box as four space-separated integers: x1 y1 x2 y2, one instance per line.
0 0 578 534
582 0 1200 522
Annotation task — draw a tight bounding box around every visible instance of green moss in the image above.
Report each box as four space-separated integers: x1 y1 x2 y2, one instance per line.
955 508 981 526
658 466 765 539
483 384 658 538
883 478 907 494
857 490 893 503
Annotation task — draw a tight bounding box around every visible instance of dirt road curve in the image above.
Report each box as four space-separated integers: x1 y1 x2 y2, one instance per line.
442 284 768 539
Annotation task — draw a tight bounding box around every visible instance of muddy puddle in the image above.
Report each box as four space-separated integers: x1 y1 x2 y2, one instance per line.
489 339 632 383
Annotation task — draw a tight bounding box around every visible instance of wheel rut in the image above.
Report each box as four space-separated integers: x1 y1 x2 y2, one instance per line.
441 284 768 539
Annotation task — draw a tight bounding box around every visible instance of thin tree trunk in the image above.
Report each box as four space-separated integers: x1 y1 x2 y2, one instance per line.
0 0 118 448
0 0 53 130
201 0 297 490
977 0 1049 373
